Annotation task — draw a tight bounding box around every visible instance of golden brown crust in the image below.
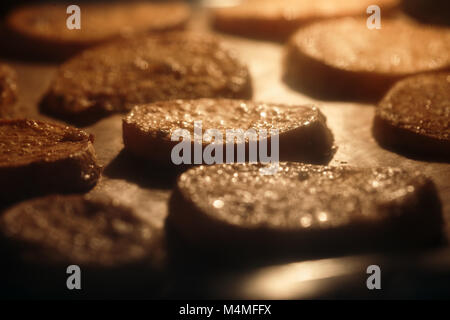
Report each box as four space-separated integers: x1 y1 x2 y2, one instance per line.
284 18 450 100
42 33 252 124
168 163 443 255
6 2 191 58
212 0 400 40
0 119 101 203
122 99 334 165
374 73 450 159
0 64 18 117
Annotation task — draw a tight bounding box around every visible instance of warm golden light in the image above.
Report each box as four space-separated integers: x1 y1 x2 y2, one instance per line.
241 257 362 299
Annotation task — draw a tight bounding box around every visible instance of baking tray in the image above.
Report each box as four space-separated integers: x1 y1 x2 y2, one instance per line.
1 7 449 299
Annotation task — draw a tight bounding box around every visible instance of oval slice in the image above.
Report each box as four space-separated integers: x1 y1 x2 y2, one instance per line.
0 64 18 117
168 163 443 256
285 18 450 100
42 33 252 124
0 119 101 204
123 99 335 166
6 2 191 58
212 0 399 40
0 194 162 267
0 194 165 297
374 73 450 159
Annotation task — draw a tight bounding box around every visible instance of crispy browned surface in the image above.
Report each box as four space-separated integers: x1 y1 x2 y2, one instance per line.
42 33 252 124
212 0 400 40
0 194 163 268
169 163 443 254
0 119 101 203
6 2 191 58
284 18 450 100
374 73 450 159
0 64 17 117
123 99 334 165
0 119 90 166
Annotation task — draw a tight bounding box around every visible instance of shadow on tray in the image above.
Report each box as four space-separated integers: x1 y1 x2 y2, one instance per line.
103 149 183 190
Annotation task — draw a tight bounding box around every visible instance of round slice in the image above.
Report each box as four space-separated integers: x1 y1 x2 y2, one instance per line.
374 73 450 159
0 119 101 204
0 64 18 117
0 194 162 267
6 2 191 58
212 0 400 40
0 194 165 297
123 99 335 166
42 33 252 124
168 163 443 256
285 18 450 100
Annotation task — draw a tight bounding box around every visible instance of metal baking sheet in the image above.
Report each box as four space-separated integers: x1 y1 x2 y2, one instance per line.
1 8 449 299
